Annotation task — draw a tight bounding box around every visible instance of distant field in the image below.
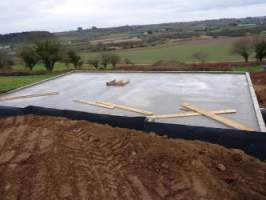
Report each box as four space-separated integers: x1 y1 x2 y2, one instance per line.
82 39 243 64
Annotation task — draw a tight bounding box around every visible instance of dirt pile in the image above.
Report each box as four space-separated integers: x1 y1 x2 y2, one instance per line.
0 115 266 200
251 71 266 107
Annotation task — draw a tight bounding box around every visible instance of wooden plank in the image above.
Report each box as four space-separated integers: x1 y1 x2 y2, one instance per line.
118 80 130 86
117 80 124 84
182 103 254 131
149 109 237 119
73 100 115 109
0 92 59 101
96 100 153 116
96 100 115 107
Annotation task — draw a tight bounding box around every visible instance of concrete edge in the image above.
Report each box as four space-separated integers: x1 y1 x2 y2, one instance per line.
245 72 266 132
71 70 247 74
2 70 264 131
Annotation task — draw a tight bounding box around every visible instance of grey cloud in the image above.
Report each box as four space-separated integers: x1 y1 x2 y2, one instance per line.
0 0 266 33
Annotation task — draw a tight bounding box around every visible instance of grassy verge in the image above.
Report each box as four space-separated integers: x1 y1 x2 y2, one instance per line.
232 66 263 72
0 64 263 93
0 75 54 92
12 63 94 72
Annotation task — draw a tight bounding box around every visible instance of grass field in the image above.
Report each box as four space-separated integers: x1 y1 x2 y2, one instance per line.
0 75 54 91
12 63 69 71
233 66 264 72
12 63 94 72
82 41 242 64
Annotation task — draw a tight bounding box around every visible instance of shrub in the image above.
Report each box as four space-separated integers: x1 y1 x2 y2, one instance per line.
124 58 134 65
109 53 121 68
191 51 209 63
100 53 110 69
67 50 83 69
0 51 13 70
88 57 100 69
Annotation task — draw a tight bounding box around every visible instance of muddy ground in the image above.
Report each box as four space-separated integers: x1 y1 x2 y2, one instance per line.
251 71 266 108
0 115 265 200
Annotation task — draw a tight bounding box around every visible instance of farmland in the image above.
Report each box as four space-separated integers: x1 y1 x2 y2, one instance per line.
82 38 242 64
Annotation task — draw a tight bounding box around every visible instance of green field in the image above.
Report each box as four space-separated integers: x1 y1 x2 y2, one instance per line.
82 41 242 64
0 75 54 91
232 66 263 72
12 63 68 71
12 63 93 72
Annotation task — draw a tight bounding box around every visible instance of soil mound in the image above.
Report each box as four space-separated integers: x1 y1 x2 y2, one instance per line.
0 115 265 200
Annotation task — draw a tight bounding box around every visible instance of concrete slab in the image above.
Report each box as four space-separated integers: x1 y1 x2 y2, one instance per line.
0 71 265 131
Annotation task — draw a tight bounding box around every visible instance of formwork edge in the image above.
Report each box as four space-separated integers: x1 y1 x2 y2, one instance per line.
245 72 266 132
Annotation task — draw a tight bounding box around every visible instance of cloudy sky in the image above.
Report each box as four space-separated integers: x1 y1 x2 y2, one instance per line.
1 0 266 34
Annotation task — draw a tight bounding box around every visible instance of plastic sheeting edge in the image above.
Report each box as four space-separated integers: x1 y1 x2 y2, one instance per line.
0 105 266 160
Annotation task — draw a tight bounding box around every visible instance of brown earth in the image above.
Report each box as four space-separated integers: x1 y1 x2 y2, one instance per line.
251 71 266 108
0 115 266 200
118 61 266 72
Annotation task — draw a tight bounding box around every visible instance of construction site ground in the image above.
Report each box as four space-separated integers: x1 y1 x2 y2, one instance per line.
0 114 266 200
251 71 266 108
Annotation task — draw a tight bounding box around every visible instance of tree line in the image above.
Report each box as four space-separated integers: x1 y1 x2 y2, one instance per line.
19 40 123 72
1 37 265 72
231 37 266 63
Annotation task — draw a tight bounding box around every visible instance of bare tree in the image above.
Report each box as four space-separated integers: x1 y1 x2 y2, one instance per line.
231 38 253 63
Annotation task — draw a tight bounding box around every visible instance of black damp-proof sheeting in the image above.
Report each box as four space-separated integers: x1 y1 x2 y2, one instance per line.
0 106 266 161
261 108 266 123
0 106 146 131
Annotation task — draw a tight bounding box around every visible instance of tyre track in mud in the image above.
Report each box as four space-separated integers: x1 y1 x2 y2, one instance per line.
0 115 266 200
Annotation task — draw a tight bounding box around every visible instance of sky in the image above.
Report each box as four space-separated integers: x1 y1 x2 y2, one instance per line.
1 0 266 34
